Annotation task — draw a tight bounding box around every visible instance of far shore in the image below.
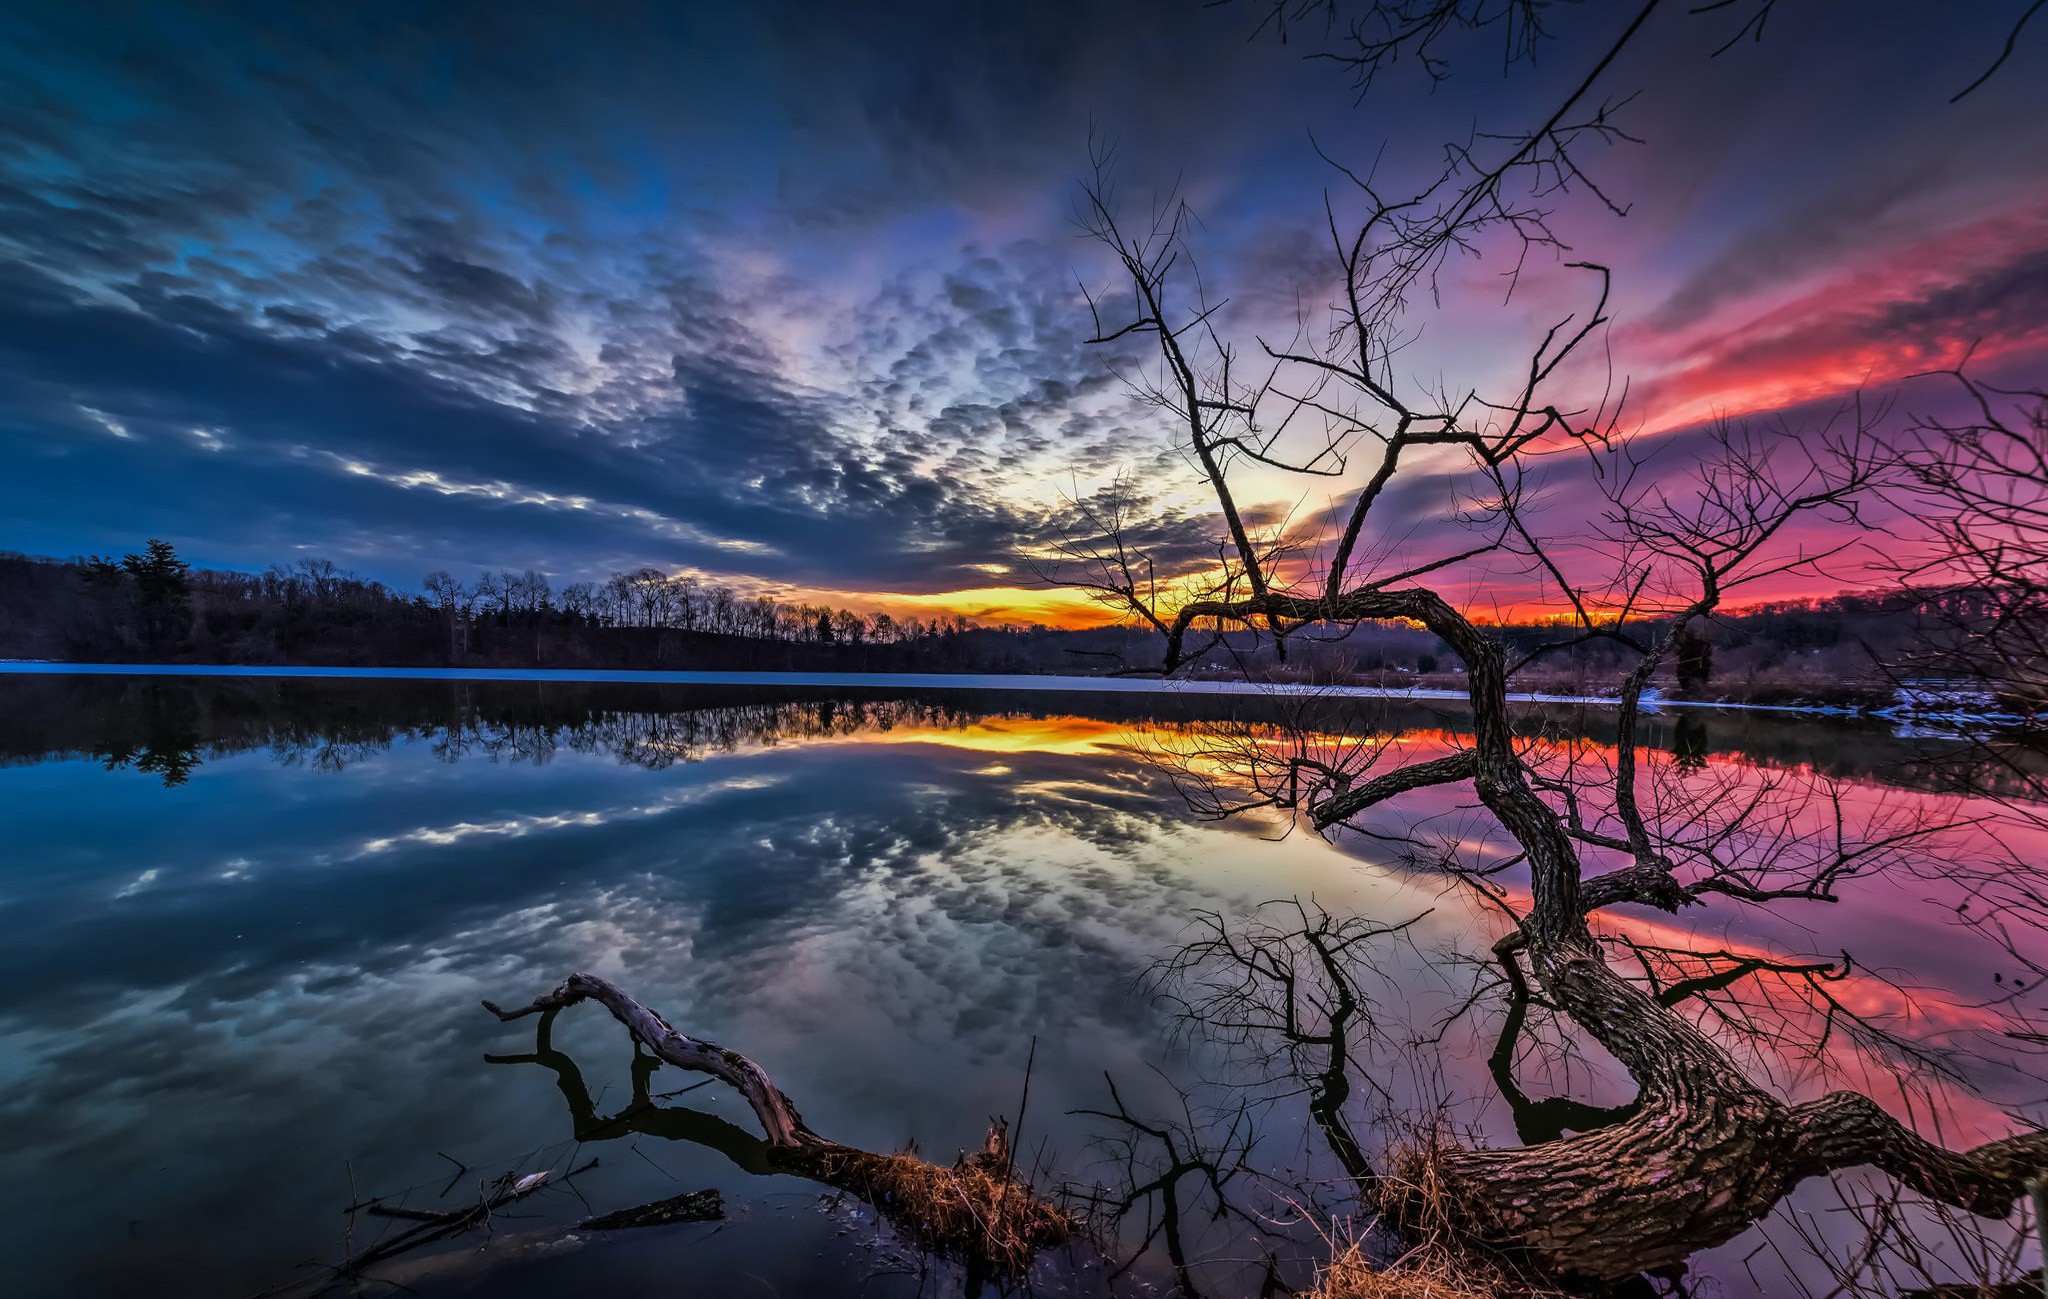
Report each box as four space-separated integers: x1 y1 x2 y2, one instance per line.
0 660 1990 723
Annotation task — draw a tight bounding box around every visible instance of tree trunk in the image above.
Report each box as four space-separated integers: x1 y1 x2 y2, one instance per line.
1217 594 2048 1283
1418 939 2048 1280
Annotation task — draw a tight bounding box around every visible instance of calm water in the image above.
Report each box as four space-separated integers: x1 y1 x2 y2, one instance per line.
0 674 2037 1297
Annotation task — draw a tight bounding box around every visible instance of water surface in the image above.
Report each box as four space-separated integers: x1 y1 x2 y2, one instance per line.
0 674 2035 1297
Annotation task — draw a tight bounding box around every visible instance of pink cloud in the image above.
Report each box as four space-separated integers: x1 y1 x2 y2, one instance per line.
1618 200 2048 435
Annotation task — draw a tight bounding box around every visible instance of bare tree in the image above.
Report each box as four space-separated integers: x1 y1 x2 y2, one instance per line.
1882 370 2048 1068
1046 8 2048 1284
422 570 470 660
1893 372 2048 729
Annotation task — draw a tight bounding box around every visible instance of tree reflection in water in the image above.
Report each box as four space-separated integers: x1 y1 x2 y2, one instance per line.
1104 701 2048 1299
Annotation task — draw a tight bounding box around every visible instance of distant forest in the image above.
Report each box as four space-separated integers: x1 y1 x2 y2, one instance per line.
0 543 1041 673
0 543 1947 703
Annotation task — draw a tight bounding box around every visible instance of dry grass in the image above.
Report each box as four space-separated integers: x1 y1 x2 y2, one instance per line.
1305 1131 1567 1299
1309 1242 1507 1299
813 1143 1073 1276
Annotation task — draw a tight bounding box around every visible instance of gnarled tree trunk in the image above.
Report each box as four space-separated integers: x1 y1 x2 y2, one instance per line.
1400 633 2048 1281
1163 589 2048 1281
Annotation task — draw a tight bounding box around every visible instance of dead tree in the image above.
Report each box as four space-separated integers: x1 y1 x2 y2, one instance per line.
1892 371 2048 730
1883 371 2048 1051
1048 10 2048 1271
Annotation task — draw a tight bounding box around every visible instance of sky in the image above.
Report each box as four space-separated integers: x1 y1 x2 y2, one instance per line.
0 0 2043 626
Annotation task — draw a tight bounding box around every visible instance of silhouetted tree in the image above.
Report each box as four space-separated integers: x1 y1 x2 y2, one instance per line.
120 538 190 651
1675 627 1714 695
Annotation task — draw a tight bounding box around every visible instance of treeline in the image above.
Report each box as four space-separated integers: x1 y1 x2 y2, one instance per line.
422 563 978 656
1482 592 1931 700
1114 590 1942 706
0 543 1957 703
0 544 1037 672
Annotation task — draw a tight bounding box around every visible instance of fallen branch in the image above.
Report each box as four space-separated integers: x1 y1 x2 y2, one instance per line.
485 973 819 1148
253 1158 599 1297
484 972 1074 1276
581 1188 723 1230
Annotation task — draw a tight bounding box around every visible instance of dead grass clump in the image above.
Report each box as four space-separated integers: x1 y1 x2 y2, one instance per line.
814 1143 1073 1276
1303 1130 1565 1299
1374 1126 1476 1245
1309 1242 1506 1299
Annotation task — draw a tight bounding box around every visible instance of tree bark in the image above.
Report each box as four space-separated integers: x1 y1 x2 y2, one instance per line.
1423 941 2048 1280
1425 635 2046 1281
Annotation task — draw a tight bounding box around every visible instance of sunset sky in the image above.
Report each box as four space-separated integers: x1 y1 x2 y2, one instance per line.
1 0 2042 626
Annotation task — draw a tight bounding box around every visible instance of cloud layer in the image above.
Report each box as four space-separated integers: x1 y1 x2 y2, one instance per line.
0 0 2042 617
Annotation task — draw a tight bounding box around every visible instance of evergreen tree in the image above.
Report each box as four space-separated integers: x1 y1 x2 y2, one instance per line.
120 539 191 650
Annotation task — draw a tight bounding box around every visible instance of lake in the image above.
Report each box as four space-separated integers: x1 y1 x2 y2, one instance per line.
0 672 2038 1297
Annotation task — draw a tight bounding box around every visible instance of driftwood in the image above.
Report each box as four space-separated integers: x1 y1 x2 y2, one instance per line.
483 972 1073 1276
580 1188 723 1230
343 1163 587 1269
244 1161 605 1298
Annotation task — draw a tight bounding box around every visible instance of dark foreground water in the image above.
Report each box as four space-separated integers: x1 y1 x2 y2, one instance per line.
0 674 2038 1298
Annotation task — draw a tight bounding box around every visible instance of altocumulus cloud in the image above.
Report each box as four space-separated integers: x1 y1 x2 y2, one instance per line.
0 0 1293 592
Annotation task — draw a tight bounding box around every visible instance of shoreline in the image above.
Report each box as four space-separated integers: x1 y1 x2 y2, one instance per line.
0 660 1989 722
